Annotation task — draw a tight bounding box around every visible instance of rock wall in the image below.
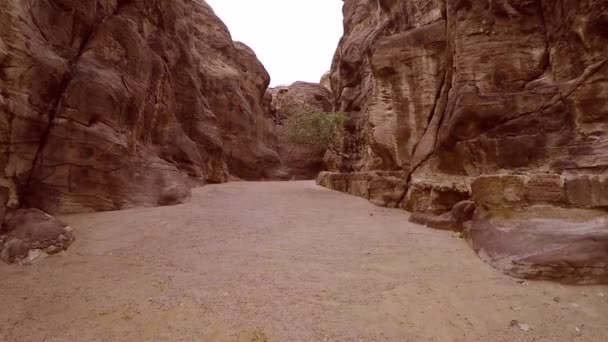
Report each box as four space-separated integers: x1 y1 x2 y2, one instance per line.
0 0 282 214
269 81 333 179
322 0 608 283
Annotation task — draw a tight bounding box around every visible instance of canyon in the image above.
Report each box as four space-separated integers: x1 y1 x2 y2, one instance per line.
1 0 608 339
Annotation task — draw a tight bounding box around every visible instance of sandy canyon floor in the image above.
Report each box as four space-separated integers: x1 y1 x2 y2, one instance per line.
1 181 607 341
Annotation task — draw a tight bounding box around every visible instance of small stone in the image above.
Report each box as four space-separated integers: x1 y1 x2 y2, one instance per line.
518 323 532 332
599 293 605 298
554 297 560 303
509 320 519 327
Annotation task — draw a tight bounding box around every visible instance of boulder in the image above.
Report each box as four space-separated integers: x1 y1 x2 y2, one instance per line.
410 200 476 232
467 207 608 284
1 209 74 264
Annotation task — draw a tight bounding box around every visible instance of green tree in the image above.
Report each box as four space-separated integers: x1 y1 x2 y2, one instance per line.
282 101 346 151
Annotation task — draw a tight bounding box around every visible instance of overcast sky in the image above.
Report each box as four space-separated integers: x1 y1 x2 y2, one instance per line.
206 0 344 87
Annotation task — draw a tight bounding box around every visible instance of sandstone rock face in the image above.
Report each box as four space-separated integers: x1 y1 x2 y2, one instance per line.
269 82 333 179
0 208 74 264
467 207 608 284
329 0 608 180
0 0 281 214
321 0 608 283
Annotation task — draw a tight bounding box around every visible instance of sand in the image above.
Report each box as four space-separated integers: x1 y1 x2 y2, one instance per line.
1 181 607 341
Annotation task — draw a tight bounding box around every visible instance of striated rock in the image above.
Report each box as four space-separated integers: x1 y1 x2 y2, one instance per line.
317 171 407 208
467 207 608 284
564 172 608 208
403 181 470 214
327 0 608 181
410 200 476 232
1 209 74 264
0 0 281 214
320 0 608 283
270 82 333 179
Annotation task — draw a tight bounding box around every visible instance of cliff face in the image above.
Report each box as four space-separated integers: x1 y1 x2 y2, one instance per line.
0 0 281 214
322 0 608 283
329 0 608 179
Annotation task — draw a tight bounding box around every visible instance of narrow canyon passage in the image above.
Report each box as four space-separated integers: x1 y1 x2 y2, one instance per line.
1 181 607 342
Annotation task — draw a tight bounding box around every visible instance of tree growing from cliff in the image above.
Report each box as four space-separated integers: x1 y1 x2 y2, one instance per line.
281 101 347 151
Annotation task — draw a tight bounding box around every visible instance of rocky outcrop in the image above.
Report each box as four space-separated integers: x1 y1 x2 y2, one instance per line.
320 0 608 283
269 82 333 179
0 0 281 214
0 209 74 264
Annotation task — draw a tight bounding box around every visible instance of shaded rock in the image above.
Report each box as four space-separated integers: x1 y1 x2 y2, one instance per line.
0 187 7 226
409 212 457 231
270 82 334 179
1 209 74 264
410 200 476 232
467 207 608 284
451 201 476 224
0 0 281 214
368 175 408 208
317 171 407 208
403 181 470 214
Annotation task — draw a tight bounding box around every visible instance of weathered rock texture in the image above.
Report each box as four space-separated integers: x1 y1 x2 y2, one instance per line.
0 0 281 214
269 82 333 179
467 206 608 284
321 0 608 283
0 208 74 264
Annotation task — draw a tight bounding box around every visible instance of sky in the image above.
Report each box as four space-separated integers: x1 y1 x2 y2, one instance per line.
206 0 344 87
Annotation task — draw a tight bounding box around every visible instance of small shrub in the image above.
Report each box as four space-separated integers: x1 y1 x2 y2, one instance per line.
282 102 346 151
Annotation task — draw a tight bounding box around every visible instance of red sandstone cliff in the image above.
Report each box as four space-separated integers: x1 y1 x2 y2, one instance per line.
0 0 282 214
320 0 608 283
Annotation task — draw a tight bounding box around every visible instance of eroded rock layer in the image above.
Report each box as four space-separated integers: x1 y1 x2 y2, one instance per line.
0 0 281 214
322 0 608 283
